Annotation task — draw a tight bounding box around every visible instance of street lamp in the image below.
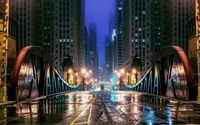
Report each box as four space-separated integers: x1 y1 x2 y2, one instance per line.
127 71 130 85
115 68 124 90
62 54 73 83
81 68 86 90
67 68 72 83
136 56 151 74
74 71 78 85
80 68 92 90
132 68 138 83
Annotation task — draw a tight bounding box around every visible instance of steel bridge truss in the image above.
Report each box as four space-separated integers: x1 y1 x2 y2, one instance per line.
9 46 79 101
8 46 196 101
126 46 196 101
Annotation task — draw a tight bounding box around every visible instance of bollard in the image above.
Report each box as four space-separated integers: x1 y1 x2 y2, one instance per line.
0 86 7 103
198 86 200 102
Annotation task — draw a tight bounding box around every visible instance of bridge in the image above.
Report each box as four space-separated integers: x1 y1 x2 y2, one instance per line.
0 46 199 124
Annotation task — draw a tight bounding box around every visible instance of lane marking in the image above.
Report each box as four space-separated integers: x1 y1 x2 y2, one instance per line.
73 121 88 125
70 97 96 125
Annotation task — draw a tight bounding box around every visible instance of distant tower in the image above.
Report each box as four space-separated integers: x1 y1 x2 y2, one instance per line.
85 27 90 68
115 0 124 69
89 23 99 80
108 12 116 75
89 23 98 81
105 35 112 81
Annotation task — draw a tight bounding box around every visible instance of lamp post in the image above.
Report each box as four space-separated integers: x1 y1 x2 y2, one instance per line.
90 79 93 91
127 71 130 85
80 68 92 90
81 68 86 90
74 71 78 85
62 54 73 83
131 55 142 83
66 68 72 83
132 68 138 83
115 68 124 90
136 56 151 74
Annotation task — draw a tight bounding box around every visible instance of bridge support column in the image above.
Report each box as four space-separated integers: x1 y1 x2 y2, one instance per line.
198 86 200 102
0 86 7 103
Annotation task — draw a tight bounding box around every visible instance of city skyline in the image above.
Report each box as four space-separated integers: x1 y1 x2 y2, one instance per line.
85 0 115 64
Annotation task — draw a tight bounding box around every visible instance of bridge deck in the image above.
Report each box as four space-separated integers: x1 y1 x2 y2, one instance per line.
0 91 200 124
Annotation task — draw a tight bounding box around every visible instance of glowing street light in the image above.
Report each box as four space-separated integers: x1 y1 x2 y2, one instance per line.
115 68 125 90
80 68 92 90
132 68 138 83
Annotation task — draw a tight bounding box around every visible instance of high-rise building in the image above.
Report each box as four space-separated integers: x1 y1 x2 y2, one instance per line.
122 0 131 63
105 35 112 82
13 0 37 53
159 0 172 49
85 26 90 68
121 0 152 73
104 12 116 81
0 1 17 76
188 1 197 83
170 0 194 53
115 0 194 74
115 0 124 69
89 23 98 81
14 0 86 73
108 12 116 74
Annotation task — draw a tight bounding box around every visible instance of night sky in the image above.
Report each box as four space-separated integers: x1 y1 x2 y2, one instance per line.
85 0 115 65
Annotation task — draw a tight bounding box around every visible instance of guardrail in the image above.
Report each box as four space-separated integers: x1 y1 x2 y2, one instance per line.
125 46 196 101
8 46 80 101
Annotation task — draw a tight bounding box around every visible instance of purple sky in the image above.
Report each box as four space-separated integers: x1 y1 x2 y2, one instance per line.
85 0 115 65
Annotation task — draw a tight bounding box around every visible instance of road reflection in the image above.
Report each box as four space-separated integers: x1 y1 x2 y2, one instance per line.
0 91 200 124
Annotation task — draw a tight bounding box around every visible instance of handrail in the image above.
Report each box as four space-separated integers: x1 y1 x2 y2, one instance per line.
124 46 196 101
9 46 80 101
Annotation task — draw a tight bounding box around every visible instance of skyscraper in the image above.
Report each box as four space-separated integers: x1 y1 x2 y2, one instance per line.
188 1 197 84
117 0 152 73
0 1 17 76
14 0 86 73
105 35 112 82
89 23 98 81
13 0 37 53
115 0 124 69
104 12 116 82
115 0 194 74
170 0 194 53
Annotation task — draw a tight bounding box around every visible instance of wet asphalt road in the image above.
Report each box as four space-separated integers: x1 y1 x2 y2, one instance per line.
0 91 200 125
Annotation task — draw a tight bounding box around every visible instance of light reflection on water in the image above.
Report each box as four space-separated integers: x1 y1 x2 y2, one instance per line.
0 92 199 124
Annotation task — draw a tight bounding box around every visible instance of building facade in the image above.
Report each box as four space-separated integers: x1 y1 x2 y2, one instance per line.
14 0 86 74
13 0 37 53
89 23 98 81
187 2 198 84
115 0 124 69
170 0 194 53
0 1 17 76
115 0 194 74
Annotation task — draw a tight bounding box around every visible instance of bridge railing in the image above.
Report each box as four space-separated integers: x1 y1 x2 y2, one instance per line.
125 46 196 101
8 46 80 101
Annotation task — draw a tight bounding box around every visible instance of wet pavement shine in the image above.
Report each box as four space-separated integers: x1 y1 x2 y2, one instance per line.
0 91 200 125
